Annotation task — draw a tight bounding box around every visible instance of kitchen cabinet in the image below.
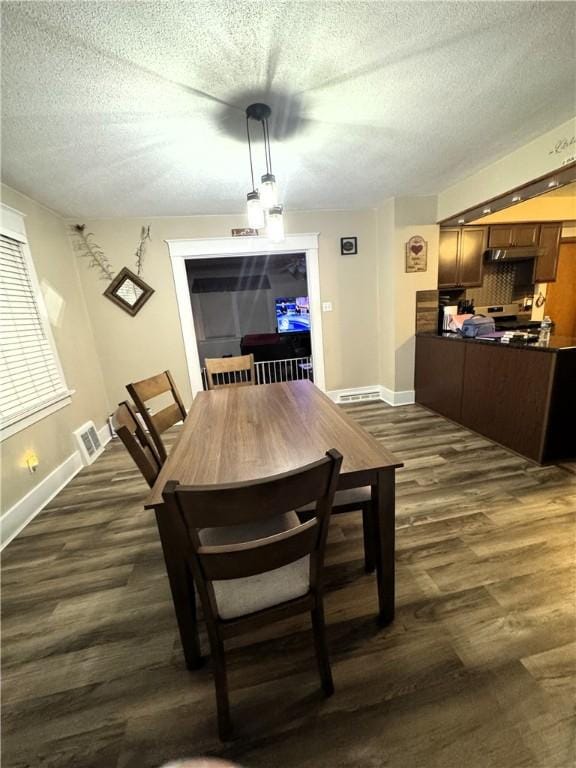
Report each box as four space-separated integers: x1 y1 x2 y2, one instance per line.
534 223 562 283
438 226 487 289
414 334 465 422
460 343 554 462
488 224 540 248
415 334 576 463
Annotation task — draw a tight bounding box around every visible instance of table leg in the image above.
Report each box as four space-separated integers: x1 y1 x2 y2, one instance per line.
372 469 396 625
154 508 203 670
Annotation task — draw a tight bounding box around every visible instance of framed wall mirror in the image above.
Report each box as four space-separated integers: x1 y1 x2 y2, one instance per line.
103 267 154 316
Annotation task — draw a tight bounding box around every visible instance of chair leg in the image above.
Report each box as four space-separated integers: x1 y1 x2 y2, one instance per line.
311 602 334 697
209 635 233 741
362 505 376 574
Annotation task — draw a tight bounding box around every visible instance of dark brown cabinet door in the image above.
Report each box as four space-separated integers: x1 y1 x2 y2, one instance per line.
438 228 460 288
461 343 554 463
514 224 540 246
459 227 487 287
415 335 465 422
488 225 514 248
534 223 562 283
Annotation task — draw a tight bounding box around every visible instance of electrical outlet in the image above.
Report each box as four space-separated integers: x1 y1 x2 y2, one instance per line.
322 302 333 312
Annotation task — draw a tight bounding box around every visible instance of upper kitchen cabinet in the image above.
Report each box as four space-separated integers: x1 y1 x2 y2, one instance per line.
487 223 540 248
534 223 562 283
438 226 487 289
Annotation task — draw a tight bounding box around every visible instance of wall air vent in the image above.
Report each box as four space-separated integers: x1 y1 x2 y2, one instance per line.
73 421 103 465
338 390 381 403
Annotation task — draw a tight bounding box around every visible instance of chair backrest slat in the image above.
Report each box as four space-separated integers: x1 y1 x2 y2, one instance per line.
163 448 342 603
205 354 255 389
113 401 162 487
167 459 337 527
126 369 186 460
197 519 318 581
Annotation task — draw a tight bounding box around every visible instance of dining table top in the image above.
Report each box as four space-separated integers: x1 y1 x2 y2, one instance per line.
145 380 403 509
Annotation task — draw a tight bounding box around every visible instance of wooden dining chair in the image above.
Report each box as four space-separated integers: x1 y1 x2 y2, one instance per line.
126 370 186 462
298 487 375 573
162 448 343 741
204 354 255 389
113 401 162 487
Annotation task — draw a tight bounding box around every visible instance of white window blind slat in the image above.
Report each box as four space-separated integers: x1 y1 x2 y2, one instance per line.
0 232 69 429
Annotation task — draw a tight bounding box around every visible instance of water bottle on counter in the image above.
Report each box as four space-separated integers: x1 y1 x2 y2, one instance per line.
539 315 552 344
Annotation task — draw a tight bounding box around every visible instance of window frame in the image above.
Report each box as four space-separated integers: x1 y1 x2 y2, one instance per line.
0 204 73 442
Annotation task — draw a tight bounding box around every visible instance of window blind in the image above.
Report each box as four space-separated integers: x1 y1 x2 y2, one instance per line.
0 233 68 428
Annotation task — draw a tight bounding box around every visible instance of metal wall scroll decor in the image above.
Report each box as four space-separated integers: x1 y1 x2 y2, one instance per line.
405 236 428 273
72 224 154 315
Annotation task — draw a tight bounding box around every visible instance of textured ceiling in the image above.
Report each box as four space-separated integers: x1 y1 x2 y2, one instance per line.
2 1 575 218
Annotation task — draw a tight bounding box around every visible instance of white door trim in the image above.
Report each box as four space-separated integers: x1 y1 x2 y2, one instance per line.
166 234 325 397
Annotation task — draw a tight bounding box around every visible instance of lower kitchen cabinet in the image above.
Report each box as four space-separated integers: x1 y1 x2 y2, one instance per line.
414 335 465 422
460 344 554 462
415 334 575 463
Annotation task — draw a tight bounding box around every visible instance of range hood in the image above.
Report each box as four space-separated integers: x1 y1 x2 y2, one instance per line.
484 246 543 262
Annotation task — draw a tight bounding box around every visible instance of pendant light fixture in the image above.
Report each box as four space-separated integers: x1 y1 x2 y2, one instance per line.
267 205 285 242
245 111 265 229
245 102 284 240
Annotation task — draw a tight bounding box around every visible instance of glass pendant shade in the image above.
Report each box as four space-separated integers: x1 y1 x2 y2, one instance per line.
260 173 278 208
246 191 265 229
266 205 285 242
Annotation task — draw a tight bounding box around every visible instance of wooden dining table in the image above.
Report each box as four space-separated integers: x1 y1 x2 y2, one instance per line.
145 379 403 669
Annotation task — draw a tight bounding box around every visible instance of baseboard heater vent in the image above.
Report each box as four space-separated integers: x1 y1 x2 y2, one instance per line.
73 421 103 465
338 390 381 404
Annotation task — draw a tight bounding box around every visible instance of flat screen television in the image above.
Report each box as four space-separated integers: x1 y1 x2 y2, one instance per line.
275 296 310 333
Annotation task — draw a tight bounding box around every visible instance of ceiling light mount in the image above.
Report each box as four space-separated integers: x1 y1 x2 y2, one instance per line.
246 103 272 122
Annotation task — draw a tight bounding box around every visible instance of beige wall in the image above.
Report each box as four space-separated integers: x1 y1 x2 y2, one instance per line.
377 197 439 394
437 117 576 220
71 209 381 406
1 185 110 513
376 199 396 391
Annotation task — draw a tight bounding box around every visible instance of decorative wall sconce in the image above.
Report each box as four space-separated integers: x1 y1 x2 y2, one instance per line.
103 267 154 316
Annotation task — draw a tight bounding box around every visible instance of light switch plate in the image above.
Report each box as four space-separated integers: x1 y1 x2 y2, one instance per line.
322 302 333 312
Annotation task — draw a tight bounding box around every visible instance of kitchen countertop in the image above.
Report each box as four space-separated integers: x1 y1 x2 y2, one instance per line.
416 331 576 353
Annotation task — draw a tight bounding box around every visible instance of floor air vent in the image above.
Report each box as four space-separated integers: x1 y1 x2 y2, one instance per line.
73 422 103 465
338 390 381 403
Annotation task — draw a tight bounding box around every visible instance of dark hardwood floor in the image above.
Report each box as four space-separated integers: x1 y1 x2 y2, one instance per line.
2 402 575 767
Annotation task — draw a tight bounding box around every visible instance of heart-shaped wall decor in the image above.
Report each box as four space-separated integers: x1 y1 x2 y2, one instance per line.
411 243 423 255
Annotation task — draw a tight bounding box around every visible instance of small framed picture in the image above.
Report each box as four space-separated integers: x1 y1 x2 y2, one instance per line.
340 236 357 255
232 227 259 237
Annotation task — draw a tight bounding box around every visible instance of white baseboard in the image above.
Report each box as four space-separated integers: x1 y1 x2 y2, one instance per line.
98 421 113 448
327 385 415 407
1 451 83 550
380 387 415 407
1 421 112 550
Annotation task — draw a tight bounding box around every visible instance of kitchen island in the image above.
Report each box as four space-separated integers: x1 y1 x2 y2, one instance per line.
415 332 576 463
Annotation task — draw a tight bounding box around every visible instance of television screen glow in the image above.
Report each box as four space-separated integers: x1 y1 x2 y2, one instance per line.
275 296 310 333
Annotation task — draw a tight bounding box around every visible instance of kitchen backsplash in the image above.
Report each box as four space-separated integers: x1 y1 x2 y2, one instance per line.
466 262 534 306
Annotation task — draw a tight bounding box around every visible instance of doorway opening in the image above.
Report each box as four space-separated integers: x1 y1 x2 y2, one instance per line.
167 234 325 397
186 253 313 389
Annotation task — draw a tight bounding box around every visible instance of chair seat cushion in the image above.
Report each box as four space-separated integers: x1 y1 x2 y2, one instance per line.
199 512 310 620
297 486 372 514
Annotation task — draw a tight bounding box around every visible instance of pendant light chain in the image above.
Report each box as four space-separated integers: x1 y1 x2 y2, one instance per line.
261 119 271 175
265 119 273 174
246 116 256 192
